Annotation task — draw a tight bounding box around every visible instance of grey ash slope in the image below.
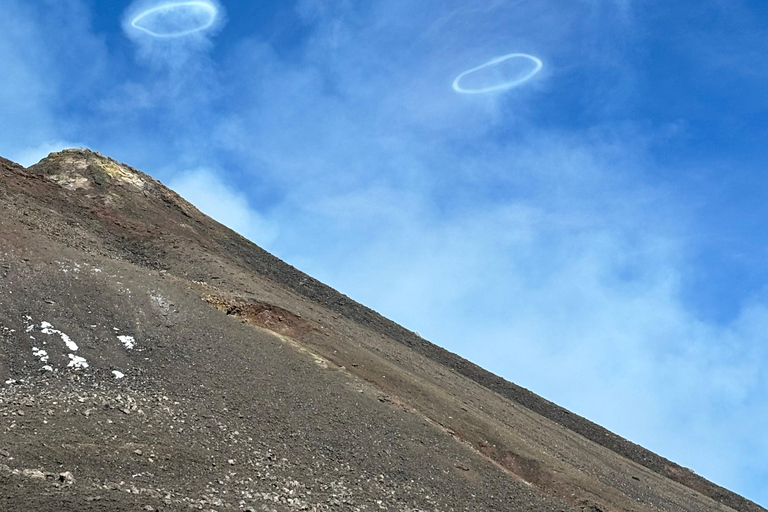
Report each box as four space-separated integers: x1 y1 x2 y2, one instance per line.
0 149 761 512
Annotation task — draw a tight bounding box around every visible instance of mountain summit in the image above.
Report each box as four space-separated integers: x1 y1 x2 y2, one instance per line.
0 149 762 512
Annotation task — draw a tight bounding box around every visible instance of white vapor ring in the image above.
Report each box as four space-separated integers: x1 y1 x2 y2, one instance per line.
131 1 217 38
453 53 543 94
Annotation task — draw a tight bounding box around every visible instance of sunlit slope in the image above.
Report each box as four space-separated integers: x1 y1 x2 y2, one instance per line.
0 149 763 512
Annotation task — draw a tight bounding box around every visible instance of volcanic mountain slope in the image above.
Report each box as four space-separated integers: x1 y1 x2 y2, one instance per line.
0 149 762 512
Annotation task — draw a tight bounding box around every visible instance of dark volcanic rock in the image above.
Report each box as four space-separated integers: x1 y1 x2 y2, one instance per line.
0 149 763 512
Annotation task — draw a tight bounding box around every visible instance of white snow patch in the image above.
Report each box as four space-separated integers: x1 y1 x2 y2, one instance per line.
42 365 54 372
32 347 49 363
25 324 34 332
67 354 89 369
112 370 125 379
40 322 79 351
59 333 78 351
118 335 136 350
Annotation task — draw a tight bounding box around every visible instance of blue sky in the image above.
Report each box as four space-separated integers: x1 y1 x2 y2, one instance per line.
1 0 767 505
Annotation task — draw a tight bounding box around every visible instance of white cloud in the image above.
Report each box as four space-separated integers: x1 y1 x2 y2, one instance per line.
129 1 218 38
168 168 278 248
0 0 106 161
122 0 227 70
11 140 87 168
453 53 543 94
0 1 58 157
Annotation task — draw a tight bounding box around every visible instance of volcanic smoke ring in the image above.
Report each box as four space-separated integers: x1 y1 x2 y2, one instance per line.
453 53 543 94
130 1 218 38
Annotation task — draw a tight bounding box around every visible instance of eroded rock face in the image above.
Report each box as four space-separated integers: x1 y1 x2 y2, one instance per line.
29 149 147 191
205 295 315 338
26 149 200 220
